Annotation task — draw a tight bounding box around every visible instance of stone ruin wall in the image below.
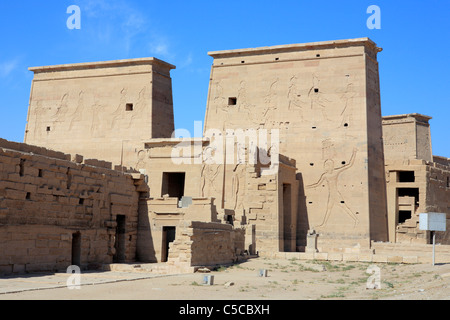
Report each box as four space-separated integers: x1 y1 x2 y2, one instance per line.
383 114 450 245
0 138 143 274
167 220 245 269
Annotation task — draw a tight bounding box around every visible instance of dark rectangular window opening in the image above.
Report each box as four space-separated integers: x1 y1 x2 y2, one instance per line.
447 176 450 188
398 210 412 224
38 169 43 178
125 103 134 111
46 127 51 132
161 172 186 200
398 171 415 183
26 192 31 200
314 88 319 93
79 198 84 205
228 97 237 106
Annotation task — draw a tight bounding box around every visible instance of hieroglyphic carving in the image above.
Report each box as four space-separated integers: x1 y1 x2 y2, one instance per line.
307 148 359 228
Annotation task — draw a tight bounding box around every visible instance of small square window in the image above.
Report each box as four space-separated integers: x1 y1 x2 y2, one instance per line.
126 103 134 111
46 127 51 132
314 88 319 93
228 97 237 106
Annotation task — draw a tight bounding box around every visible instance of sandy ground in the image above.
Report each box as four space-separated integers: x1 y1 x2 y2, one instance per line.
1 257 449 301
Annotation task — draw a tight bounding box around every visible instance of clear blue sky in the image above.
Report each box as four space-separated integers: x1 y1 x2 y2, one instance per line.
0 0 448 157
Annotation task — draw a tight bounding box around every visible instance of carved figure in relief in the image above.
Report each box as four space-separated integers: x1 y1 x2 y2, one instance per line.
262 78 279 128
136 150 146 171
288 75 304 119
91 98 105 137
201 147 222 197
306 148 359 228
54 93 69 122
213 81 226 113
69 91 85 131
31 100 43 139
308 73 331 123
231 163 246 211
127 86 147 128
111 88 128 129
238 80 259 126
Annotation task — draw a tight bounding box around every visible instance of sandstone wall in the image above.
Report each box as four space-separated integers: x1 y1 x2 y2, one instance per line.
205 38 389 249
167 221 245 268
24 58 176 167
385 159 450 244
0 139 142 274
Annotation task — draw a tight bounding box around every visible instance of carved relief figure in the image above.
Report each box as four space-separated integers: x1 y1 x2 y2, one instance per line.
238 80 259 126
31 100 43 139
288 75 304 119
111 88 128 129
54 93 69 123
201 146 222 198
69 91 85 131
136 150 146 171
339 80 356 127
306 148 359 228
127 86 147 128
91 98 105 137
213 81 226 113
231 163 246 212
308 73 331 123
262 78 279 128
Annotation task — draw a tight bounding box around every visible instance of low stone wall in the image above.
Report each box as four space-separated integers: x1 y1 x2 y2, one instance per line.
167 220 246 269
0 139 143 274
260 242 450 264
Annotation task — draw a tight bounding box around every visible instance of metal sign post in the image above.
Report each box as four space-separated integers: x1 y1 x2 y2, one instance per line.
419 213 447 266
